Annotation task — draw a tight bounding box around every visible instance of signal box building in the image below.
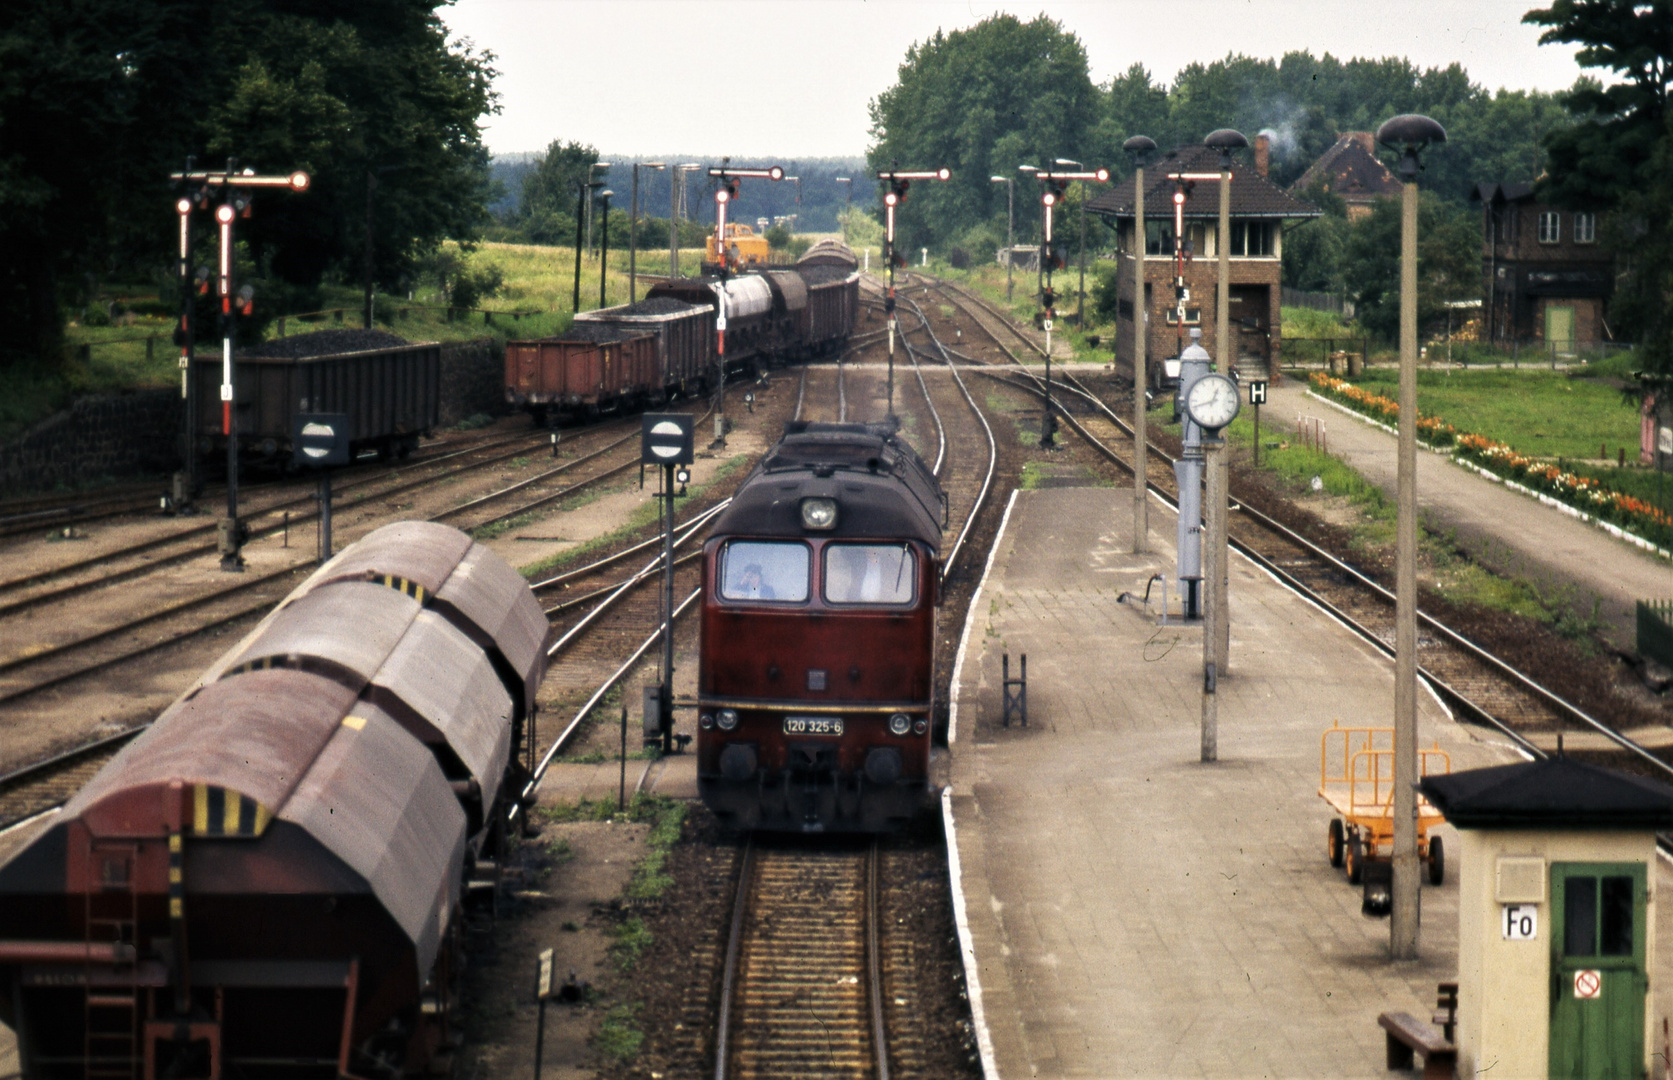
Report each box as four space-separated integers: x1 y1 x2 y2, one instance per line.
1472 182 1613 350
1087 144 1320 380
1287 132 1401 222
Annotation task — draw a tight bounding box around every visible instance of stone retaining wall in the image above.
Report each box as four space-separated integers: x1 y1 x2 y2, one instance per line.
0 338 507 495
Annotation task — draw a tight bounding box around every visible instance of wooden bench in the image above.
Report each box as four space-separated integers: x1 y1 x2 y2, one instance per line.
1378 1010 1456 1079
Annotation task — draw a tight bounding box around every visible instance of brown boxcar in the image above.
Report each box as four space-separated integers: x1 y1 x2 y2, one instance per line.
697 422 944 832
191 336 440 465
799 264 861 355
0 521 546 1079
572 296 715 397
503 324 658 422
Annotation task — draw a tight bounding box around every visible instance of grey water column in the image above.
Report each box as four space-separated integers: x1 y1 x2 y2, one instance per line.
1377 112 1446 961
1205 128 1247 673
1125 136 1156 554
1174 328 1211 617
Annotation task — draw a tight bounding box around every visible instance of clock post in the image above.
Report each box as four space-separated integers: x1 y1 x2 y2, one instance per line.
1182 357 1240 762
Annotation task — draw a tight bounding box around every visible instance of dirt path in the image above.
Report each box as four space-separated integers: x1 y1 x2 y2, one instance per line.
1270 379 1673 646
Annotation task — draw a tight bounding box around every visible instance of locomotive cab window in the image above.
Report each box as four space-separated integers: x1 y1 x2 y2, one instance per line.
824 543 916 605
719 540 810 602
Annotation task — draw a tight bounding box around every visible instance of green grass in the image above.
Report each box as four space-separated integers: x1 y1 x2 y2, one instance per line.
594 1001 644 1060
1345 367 1641 462
1280 305 1359 340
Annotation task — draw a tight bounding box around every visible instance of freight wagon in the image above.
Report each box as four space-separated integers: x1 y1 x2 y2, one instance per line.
572 297 715 397
191 331 440 466
504 324 659 423
0 521 546 1079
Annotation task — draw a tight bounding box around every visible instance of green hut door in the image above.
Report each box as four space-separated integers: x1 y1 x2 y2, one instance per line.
1549 862 1647 1079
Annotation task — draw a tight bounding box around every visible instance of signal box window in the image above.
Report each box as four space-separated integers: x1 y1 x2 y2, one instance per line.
720 541 809 602
1574 212 1597 244
1230 221 1271 256
1538 211 1561 244
824 544 916 605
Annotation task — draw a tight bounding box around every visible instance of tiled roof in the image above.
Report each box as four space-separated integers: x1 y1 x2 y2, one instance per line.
1472 181 1537 205
1087 144 1320 221
1289 133 1401 202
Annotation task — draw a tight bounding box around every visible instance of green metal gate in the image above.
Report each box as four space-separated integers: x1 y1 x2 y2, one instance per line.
1549 861 1647 1079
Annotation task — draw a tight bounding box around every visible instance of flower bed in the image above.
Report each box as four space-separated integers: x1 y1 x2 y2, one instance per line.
1454 433 1673 548
1308 373 1455 447
1308 372 1671 550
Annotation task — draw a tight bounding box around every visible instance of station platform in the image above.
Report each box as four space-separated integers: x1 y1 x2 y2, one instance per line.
943 484 1673 1077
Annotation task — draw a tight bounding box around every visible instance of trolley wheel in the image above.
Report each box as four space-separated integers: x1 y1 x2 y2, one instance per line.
1428 835 1445 887
1328 819 1345 868
1345 835 1364 885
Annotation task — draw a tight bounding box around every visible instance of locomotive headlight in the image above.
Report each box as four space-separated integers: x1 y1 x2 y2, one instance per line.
717 709 739 731
699 713 714 730
888 713 911 736
800 497 837 530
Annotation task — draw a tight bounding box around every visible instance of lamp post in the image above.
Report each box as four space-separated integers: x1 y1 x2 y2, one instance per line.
1204 127 1247 676
1055 158 1089 320
630 162 665 303
573 180 603 313
707 164 784 445
1124 135 1157 554
989 175 1015 301
597 189 614 309
835 177 852 241
585 161 611 257
878 165 953 419
1377 112 1446 961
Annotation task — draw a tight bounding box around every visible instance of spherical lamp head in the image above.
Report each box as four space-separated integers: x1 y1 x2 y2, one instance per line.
1376 114 1447 181
1205 129 1249 169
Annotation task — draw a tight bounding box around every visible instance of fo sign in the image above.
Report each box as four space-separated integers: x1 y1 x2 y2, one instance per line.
1502 904 1538 940
642 413 694 466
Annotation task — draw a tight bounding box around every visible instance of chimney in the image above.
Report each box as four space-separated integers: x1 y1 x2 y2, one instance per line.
1254 133 1270 179
1353 131 1374 155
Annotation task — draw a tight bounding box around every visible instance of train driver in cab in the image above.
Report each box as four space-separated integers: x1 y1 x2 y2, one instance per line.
828 544 914 604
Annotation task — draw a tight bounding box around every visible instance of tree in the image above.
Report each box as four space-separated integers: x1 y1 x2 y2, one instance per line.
0 0 497 369
514 140 599 245
867 14 1100 251
1342 191 1479 339
1524 0 1671 208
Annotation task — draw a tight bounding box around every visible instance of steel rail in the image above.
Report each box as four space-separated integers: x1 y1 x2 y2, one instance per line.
712 835 755 1080
866 839 890 1080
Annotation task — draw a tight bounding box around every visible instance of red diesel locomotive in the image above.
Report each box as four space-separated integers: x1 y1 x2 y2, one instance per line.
697 422 944 832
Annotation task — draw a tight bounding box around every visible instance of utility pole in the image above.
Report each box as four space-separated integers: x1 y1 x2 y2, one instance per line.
1378 112 1446 962
989 175 1015 301
1206 128 1247 675
877 165 952 419
170 162 310 571
707 163 784 445
1025 166 1110 448
1125 136 1156 554
630 162 665 303
573 181 601 313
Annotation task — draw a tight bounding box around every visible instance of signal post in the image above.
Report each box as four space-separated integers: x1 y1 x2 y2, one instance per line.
876 166 951 418
169 162 310 570
707 163 784 446
1025 167 1109 447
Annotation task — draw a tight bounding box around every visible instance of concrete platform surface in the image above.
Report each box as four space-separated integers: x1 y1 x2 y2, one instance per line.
948 486 1543 1078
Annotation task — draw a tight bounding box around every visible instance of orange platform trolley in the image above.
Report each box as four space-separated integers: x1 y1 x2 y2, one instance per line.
1319 721 1451 887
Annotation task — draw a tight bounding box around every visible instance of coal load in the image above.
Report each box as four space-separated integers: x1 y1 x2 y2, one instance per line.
615 296 697 316
797 264 858 286
243 328 410 359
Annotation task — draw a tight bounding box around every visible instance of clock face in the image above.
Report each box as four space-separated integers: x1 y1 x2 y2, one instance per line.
1185 374 1240 430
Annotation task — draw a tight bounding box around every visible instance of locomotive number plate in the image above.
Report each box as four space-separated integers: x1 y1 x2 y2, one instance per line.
783 716 844 737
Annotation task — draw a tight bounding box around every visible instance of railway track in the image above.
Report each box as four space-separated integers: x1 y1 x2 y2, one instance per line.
714 838 889 1080
922 272 1673 785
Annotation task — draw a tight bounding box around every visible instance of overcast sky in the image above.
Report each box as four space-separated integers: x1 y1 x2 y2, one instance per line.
445 0 1586 160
